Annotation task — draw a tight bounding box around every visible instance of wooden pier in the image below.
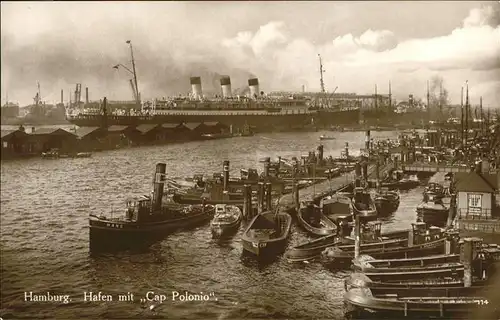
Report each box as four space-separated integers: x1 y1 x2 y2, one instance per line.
278 163 386 210
402 162 471 173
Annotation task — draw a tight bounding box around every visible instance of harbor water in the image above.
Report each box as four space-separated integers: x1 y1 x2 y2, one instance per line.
1 130 424 319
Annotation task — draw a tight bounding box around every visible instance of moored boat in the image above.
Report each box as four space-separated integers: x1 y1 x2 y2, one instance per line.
352 187 377 220
320 193 354 223
297 201 337 236
241 210 292 258
285 220 410 262
352 253 462 273
319 134 336 141
321 223 448 268
89 163 215 252
210 204 242 238
343 286 498 319
417 198 449 227
373 188 400 216
344 272 491 291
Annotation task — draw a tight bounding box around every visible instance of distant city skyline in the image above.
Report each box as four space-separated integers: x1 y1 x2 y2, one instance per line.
1 1 499 107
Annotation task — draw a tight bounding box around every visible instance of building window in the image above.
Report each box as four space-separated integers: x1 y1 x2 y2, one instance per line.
467 194 482 214
2 141 7 148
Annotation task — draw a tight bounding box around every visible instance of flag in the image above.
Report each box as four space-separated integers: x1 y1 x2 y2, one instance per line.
126 40 131 44
112 65 119 69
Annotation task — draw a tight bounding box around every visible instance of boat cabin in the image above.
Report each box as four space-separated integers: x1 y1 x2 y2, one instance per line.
408 222 443 245
126 196 151 222
240 168 259 180
361 221 382 241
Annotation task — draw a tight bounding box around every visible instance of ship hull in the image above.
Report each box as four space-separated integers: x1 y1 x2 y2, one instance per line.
89 211 213 252
67 109 360 132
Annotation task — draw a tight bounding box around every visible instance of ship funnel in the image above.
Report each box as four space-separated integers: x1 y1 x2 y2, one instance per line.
220 76 232 98
152 163 167 212
248 78 260 99
190 77 202 99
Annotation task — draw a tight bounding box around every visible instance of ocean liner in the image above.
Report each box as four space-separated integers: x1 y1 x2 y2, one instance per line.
64 45 365 132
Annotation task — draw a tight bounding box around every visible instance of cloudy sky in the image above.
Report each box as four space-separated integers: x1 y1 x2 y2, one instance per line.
1 1 499 107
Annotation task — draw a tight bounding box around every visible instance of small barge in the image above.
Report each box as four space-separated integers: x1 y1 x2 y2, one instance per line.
343 286 498 319
241 210 292 258
210 204 242 239
297 201 338 236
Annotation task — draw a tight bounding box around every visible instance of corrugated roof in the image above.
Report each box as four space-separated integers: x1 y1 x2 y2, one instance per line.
107 125 129 132
1 130 16 138
183 122 202 130
75 126 100 138
455 171 497 193
30 128 75 136
162 123 181 129
204 121 220 126
136 124 160 134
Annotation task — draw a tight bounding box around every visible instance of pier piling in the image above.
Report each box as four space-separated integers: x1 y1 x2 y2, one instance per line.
263 157 271 179
243 184 251 219
152 163 167 212
362 163 368 181
292 180 300 211
317 145 324 166
446 193 457 228
265 182 272 211
445 230 459 255
354 214 361 259
365 130 371 152
257 182 265 213
462 238 474 287
223 160 230 191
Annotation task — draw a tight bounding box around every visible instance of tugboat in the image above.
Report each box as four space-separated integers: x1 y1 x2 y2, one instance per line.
373 187 400 216
89 163 215 252
210 204 242 239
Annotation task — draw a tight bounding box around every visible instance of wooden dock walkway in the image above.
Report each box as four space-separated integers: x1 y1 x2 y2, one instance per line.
278 163 387 210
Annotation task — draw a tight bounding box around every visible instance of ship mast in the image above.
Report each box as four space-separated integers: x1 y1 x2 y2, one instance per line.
127 40 140 106
480 96 483 134
318 54 325 93
426 80 430 122
388 81 392 111
465 80 469 152
461 86 464 145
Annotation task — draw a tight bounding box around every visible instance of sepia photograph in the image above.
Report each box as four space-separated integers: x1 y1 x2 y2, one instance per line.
1 1 500 319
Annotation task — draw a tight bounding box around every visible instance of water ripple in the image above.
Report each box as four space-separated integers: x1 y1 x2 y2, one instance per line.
0 131 420 319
